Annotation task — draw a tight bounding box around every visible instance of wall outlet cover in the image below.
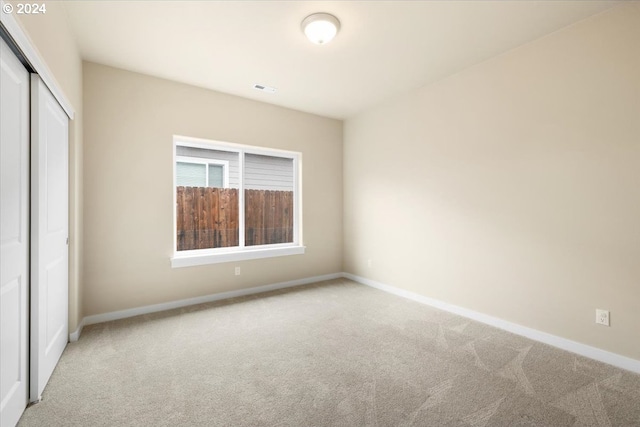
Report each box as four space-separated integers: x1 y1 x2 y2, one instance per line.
596 309 610 326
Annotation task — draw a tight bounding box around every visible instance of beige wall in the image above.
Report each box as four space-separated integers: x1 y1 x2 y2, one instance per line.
83 62 342 316
344 4 640 360
13 1 84 332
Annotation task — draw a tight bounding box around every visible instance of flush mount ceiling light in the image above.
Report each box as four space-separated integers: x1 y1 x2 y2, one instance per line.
301 13 340 45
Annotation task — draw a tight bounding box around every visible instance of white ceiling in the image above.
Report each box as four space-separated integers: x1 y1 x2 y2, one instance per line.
64 1 618 119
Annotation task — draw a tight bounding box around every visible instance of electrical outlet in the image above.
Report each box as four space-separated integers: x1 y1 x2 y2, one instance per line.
367 259 372 268
595 309 610 326
235 267 241 276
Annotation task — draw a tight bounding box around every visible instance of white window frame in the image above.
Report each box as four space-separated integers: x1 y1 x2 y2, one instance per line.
176 156 230 188
171 135 304 268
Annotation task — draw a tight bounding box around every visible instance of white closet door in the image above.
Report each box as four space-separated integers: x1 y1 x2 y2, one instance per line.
0 37 30 427
30 75 69 402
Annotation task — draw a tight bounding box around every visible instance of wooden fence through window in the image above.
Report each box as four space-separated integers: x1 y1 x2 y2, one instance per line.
176 187 293 251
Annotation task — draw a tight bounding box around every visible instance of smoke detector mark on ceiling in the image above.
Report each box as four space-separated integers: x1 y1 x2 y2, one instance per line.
253 84 277 94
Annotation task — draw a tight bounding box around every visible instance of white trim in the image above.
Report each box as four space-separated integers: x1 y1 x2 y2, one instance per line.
171 245 305 268
343 273 640 374
294 152 302 245
69 318 85 342
0 0 75 119
173 139 178 253
59 271 640 374
76 273 341 332
239 147 246 246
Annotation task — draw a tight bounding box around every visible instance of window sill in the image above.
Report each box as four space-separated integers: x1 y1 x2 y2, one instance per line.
171 245 305 268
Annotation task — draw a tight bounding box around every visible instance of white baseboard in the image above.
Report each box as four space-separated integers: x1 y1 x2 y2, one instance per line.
343 272 640 375
68 271 640 375
69 317 85 342
71 272 342 340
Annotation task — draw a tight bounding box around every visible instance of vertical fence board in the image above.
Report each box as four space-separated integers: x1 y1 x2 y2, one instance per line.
219 188 226 248
229 188 238 246
269 191 276 243
185 187 195 250
245 189 253 246
208 188 216 249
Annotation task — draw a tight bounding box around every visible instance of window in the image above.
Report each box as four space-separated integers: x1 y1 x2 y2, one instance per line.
171 136 304 267
176 158 229 188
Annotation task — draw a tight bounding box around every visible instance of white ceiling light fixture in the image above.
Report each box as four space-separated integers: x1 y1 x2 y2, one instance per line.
301 13 340 45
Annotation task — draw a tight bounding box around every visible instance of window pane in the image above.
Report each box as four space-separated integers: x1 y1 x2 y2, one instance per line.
176 162 205 187
176 146 239 187
244 153 294 246
176 151 239 251
208 164 224 188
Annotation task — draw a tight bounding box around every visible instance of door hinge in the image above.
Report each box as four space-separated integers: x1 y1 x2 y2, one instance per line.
66 237 69 245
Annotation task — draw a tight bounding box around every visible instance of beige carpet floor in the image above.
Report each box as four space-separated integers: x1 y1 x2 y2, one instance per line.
18 279 640 426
